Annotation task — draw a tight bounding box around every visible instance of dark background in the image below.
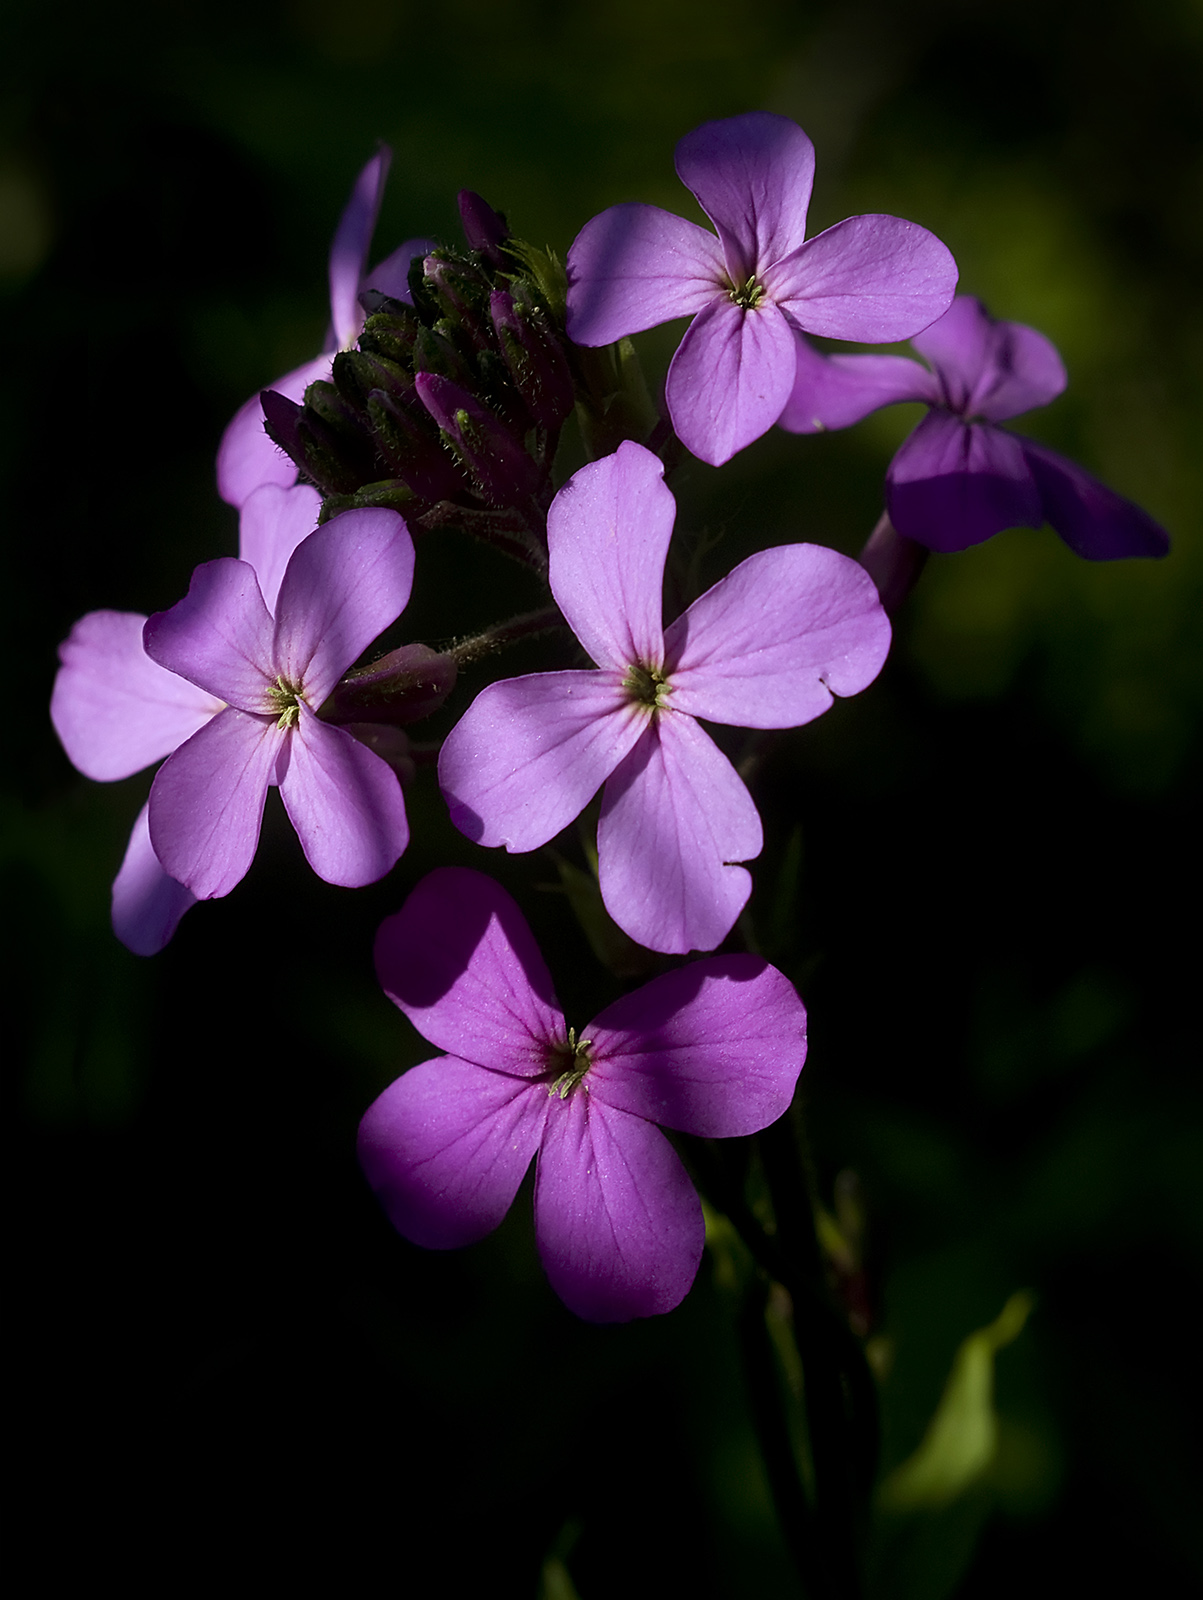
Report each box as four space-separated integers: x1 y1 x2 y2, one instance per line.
4 0 1200 1592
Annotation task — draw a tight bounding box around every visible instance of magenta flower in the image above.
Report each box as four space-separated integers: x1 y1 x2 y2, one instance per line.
359 868 807 1321
217 147 434 509
143 504 414 900
566 111 957 467
50 483 323 953
439 441 890 954
779 295 1170 558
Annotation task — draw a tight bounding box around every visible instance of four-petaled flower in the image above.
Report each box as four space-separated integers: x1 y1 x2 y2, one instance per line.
566 111 958 467
359 868 807 1321
143 505 414 900
50 483 323 953
217 147 434 509
779 295 1170 559
438 441 891 954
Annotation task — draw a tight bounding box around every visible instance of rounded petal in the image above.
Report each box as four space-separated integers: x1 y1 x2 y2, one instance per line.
666 297 798 466
111 804 198 956
147 707 282 899
887 411 1042 551
535 1092 703 1322
770 214 958 343
51 610 222 782
237 483 322 615
565 202 725 347
439 673 646 852
361 236 436 302
374 867 564 1072
547 441 673 672
1021 439 1171 560
778 339 937 433
277 708 407 887
675 111 814 282
143 559 276 712
359 1056 547 1249
215 352 332 510
665 544 891 726
587 955 806 1137
272 507 415 703
598 714 760 955
329 147 391 351
910 296 1067 422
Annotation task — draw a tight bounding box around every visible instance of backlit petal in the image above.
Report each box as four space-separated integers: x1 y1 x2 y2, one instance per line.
566 203 725 346
277 707 408 887
329 147 391 350
778 339 936 433
237 483 322 615
887 411 1042 551
666 297 798 466
143 559 276 711
1022 439 1170 560
110 804 198 956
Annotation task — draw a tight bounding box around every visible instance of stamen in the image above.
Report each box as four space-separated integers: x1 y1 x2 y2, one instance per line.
268 675 304 730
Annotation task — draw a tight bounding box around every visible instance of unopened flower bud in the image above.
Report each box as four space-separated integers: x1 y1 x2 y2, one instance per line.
457 190 509 265
490 288 575 429
415 372 540 505
320 643 457 727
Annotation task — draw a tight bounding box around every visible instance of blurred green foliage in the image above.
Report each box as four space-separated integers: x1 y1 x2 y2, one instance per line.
4 0 1200 1593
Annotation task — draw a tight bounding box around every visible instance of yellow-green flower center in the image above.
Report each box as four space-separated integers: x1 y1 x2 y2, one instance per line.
728 276 766 311
268 676 304 730
547 1027 593 1099
623 661 671 710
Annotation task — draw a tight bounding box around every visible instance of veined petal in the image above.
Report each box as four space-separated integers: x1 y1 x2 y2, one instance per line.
666 298 798 466
909 296 1067 423
237 483 322 614
1021 439 1170 560
144 559 277 711
598 713 761 955
535 1092 703 1322
148 707 282 899
272 507 414 704
771 214 958 343
588 955 806 1137
439 673 646 853
360 236 435 303
665 544 891 726
547 442 673 672
51 610 222 782
675 112 815 282
887 411 1042 551
329 147 391 351
216 352 332 510
359 1057 547 1249
565 203 725 347
111 804 198 957
778 339 937 433
277 707 407 887
374 868 564 1072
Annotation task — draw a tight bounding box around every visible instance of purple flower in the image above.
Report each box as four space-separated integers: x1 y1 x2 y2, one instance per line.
50 483 323 953
566 112 957 467
438 441 890 954
143 505 414 900
779 295 1170 559
217 148 434 509
359 867 807 1321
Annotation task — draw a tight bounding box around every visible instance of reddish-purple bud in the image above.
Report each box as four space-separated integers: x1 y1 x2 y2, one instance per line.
457 190 509 265
320 643 457 728
489 289 575 429
415 372 540 505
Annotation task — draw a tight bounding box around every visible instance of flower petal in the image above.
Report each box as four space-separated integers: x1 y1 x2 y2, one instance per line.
1021 439 1171 560
111 804 198 956
276 707 408 887
536 1092 703 1321
778 339 937 433
215 353 332 510
587 955 806 1137
666 297 798 466
910 296 1067 422
439 673 646 852
665 544 891 726
359 1056 547 1249
329 147 391 351
374 867 564 1072
272 507 415 704
237 483 322 615
51 610 222 782
143 559 276 711
147 707 282 899
360 237 436 302
598 713 761 955
887 411 1042 551
770 214 958 343
675 111 814 282
547 441 673 671
565 202 726 347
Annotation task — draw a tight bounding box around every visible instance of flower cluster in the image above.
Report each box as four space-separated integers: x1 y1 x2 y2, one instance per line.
50 114 1169 1321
